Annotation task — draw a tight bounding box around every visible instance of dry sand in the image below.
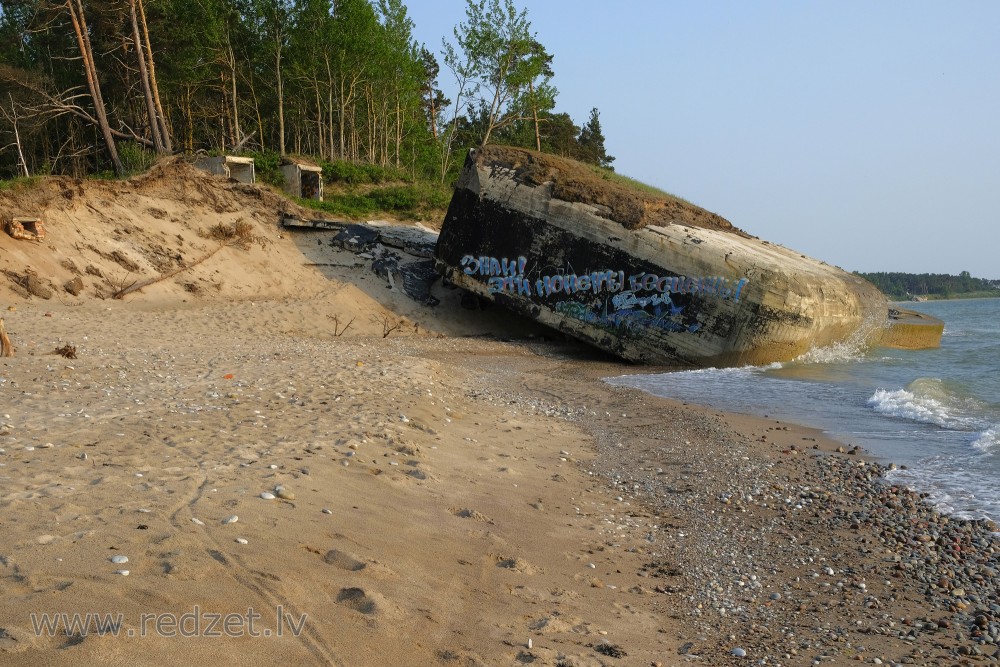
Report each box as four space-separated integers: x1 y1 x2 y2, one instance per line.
1 163 997 666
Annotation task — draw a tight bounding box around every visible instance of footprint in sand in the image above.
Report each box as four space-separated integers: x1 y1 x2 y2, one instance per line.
495 555 539 575
322 549 366 572
336 587 377 615
450 507 494 524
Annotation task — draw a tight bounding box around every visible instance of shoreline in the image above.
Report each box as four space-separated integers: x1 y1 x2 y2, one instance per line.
2 298 1000 666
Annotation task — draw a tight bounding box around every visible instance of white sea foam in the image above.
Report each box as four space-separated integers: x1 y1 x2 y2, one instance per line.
796 341 868 364
867 386 957 429
972 428 1000 452
867 378 988 433
888 462 1000 522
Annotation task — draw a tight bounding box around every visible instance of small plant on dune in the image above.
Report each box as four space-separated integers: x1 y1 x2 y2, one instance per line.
202 220 271 251
371 313 402 338
105 271 138 298
327 313 355 337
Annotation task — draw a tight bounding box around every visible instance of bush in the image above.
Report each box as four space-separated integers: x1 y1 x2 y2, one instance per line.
119 143 158 176
297 182 452 221
0 176 40 191
242 150 284 187
320 160 411 185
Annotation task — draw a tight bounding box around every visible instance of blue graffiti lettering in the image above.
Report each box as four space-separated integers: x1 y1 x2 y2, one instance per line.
462 253 751 304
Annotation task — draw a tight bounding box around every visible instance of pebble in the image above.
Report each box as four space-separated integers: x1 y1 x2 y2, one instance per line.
260 492 276 500
235 538 248 545
322 508 333 514
731 647 747 657
276 488 295 500
268 464 278 469
222 515 239 525
190 518 205 526
110 555 129 564
114 570 130 576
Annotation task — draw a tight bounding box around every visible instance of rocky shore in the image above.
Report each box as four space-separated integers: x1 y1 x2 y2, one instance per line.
573 377 1000 667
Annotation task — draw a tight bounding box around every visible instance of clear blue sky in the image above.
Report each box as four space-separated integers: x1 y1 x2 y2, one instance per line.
407 1 1000 279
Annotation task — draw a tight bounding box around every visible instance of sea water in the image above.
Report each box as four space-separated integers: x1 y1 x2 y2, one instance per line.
607 298 1000 521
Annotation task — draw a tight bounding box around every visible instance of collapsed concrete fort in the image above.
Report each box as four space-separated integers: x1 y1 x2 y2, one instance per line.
434 146 942 367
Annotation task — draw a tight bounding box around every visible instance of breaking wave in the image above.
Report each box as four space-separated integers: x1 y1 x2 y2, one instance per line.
867 378 999 453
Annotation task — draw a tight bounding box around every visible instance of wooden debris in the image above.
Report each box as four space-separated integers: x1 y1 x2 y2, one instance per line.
0 318 13 357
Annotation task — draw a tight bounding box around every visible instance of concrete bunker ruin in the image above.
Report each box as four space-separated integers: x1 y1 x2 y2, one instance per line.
434 146 942 367
281 161 323 201
193 156 256 184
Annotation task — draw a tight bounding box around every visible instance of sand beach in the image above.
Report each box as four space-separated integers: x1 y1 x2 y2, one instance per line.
2 163 999 666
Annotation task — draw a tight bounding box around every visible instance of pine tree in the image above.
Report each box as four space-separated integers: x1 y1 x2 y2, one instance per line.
577 107 613 169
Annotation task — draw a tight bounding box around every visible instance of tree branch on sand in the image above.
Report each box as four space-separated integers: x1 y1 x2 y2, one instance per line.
113 221 270 299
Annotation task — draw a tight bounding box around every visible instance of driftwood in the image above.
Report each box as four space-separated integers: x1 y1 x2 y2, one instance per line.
113 243 224 299
0 318 13 357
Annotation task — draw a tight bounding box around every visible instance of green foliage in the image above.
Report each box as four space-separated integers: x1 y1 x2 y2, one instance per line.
321 160 411 185
444 0 556 147
577 166 684 202
299 182 451 221
0 0 613 191
857 271 1000 300
242 150 285 187
119 143 158 177
577 108 614 169
0 176 40 191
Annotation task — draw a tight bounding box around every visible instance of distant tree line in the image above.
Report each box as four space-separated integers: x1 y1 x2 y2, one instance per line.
856 271 1000 300
0 0 613 181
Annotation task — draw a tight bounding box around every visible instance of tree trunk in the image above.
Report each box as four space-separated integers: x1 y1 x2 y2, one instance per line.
226 43 241 148
275 37 285 155
137 0 171 152
67 0 122 175
220 71 230 150
6 95 30 177
428 85 437 140
529 80 541 152
246 73 265 150
129 0 164 152
313 79 324 158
